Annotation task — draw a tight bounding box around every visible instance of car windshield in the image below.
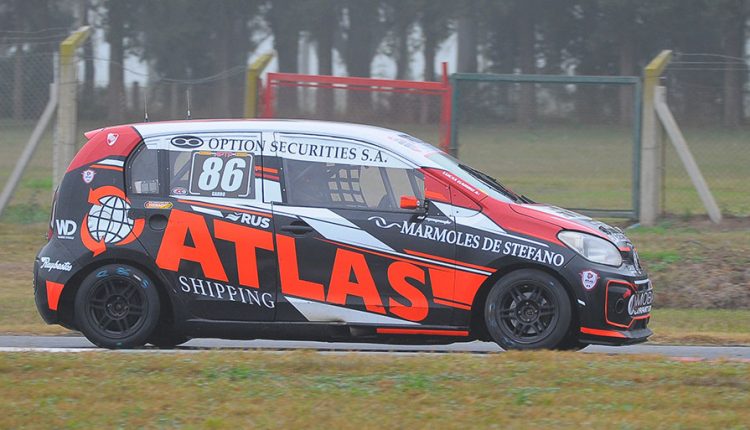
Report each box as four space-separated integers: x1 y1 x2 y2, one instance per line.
387 132 526 203
425 151 523 203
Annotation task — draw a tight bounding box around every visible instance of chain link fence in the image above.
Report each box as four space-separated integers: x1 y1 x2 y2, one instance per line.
77 60 249 130
0 47 58 223
662 54 750 217
263 73 450 148
451 74 641 219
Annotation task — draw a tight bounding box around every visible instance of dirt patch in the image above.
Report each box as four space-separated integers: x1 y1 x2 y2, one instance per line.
624 216 750 309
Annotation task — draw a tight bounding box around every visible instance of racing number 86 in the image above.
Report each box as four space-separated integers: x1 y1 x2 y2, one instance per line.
189 152 253 198
198 157 246 192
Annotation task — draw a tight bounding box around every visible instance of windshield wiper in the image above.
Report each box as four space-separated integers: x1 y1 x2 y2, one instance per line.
459 164 522 203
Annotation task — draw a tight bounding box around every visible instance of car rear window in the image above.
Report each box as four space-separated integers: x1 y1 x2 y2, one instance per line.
130 146 160 194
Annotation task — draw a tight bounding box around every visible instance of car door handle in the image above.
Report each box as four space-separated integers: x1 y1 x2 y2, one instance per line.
280 222 314 235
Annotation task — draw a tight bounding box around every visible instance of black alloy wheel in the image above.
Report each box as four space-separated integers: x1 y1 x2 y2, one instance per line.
75 264 159 349
485 269 571 350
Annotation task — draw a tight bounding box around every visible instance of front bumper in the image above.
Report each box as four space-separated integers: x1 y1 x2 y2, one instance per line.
563 257 653 345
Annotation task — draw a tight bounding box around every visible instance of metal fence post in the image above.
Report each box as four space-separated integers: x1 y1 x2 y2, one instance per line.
639 50 672 226
449 75 459 157
244 52 275 118
53 26 90 192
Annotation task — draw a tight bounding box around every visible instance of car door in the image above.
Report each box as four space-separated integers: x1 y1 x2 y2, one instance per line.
127 131 277 322
266 132 457 326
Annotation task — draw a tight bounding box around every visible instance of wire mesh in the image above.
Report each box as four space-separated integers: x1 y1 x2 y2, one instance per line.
662 53 750 217
0 48 57 222
265 76 448 147
453 78 639 217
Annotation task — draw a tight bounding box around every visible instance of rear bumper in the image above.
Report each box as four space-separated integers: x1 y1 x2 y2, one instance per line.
33 257 59 324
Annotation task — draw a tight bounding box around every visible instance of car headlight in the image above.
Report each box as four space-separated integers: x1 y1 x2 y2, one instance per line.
558 231 622 267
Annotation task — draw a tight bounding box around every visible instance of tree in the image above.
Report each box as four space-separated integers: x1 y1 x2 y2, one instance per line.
418 0 454 82
516 0 537 126
341 0 386 114
456 0 478 74
382 0 420 79
104 0 129 122
267 0 305 115
719 0 747 126
135 1 260 119
307 0 341 117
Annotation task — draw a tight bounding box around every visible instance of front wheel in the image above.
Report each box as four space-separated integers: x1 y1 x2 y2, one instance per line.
74 264 160 349
484 269 572 350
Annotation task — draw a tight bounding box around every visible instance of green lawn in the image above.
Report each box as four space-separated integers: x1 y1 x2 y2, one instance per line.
1 351 749 429
452 124 750 217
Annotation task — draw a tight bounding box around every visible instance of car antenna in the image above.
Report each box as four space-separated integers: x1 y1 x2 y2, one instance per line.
143 91 149 122
186 88 192 120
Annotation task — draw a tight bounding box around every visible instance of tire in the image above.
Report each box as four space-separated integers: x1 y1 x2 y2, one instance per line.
555 334 589 351
148 325 190 348
74 264 160 349
484 269 572 350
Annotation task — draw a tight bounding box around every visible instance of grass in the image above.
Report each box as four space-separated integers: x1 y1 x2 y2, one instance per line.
1 350 749 429
650 309 750 345
450 124 750 217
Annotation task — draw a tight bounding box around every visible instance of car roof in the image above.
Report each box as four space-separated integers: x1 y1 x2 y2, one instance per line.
127 119 443 168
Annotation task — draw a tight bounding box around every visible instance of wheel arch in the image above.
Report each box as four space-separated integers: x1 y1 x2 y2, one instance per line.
469 262 580 341
57 258 177 332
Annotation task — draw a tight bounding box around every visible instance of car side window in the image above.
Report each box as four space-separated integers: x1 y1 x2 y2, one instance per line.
129 145 160 194
282 160 424 210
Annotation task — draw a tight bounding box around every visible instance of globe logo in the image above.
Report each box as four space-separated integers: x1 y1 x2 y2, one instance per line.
86 195 134 244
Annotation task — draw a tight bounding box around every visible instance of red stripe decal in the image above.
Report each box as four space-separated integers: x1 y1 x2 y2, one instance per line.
433 298 472 311
255 166 279 174
46 281 65 311
90 164 123 171
376 328 469 336
580 327 627 338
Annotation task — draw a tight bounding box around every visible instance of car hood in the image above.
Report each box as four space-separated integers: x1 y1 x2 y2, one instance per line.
509 204 631 247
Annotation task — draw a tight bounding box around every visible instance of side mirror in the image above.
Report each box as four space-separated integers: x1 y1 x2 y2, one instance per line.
399 195 423 211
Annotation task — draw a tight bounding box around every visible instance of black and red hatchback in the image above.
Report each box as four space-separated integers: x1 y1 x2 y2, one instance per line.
35 120 653 349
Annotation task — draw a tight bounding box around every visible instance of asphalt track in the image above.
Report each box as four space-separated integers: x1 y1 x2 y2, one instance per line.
0 335 749 360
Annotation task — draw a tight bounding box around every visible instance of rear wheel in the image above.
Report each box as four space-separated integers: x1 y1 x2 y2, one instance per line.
74 264 159 349
484 269 571 350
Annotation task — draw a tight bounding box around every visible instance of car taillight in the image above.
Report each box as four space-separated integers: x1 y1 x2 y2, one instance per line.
47 188 58 241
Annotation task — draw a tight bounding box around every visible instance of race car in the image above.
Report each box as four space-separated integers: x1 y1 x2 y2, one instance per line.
34 120 653 350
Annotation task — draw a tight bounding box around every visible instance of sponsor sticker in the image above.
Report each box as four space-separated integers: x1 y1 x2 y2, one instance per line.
106 133 119 146
40 256 72 272
80 186 144 256
178 275 275 308
580 270 599 290
628 287 653 317
171 187 188 195
368 216 565 266
55 219 77 240
170 135 204 148
224 212 271 229
81 169 96 184
145 201 174 210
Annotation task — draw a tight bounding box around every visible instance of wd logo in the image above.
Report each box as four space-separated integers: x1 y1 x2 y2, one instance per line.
55 219 77 239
